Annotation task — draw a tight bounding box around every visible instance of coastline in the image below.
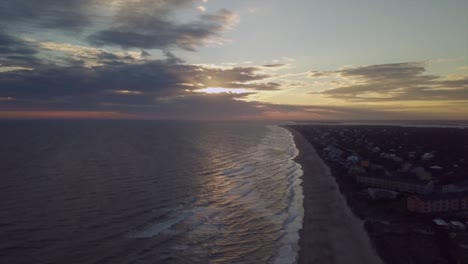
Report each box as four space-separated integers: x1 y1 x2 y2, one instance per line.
286 127 383 264
286 124 468 264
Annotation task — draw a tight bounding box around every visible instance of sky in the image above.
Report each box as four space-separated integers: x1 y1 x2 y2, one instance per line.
0 0 467 120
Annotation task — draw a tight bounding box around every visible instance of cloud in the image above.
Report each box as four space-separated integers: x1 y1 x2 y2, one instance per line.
262 64 286 68
0 55 283 114
0 0 98 30
0 31 35 54
227 82 282 91
36 41 155 68
0 31 39 66
4 55 458 120
308 71 329 78
5 42 389 120
163 50 185 64
315 62 468 101
0 0 360 120
89 0 239 50
1 0 239 52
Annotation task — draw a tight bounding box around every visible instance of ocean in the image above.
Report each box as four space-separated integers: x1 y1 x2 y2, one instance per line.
0 121 304 264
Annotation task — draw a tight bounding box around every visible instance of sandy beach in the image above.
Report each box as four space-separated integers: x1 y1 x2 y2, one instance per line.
287 128 383 264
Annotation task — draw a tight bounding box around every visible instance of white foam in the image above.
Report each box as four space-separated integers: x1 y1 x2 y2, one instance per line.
135 125 305 263
271 127 304 264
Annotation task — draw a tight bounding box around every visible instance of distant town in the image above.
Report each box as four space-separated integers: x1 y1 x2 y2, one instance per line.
292 124 468 264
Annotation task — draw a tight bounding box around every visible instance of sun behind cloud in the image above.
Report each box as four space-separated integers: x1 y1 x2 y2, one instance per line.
194 87 251 94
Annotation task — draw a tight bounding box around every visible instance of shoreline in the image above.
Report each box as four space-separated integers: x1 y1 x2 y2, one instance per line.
286 127 383 264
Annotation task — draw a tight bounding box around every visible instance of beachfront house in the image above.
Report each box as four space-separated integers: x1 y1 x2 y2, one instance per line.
407 192 468 214
356 175 434 194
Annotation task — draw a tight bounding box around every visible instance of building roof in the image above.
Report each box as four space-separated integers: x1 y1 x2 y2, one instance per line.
433 218 448 226
357 174 430 185
413 191 468 201
450 221 465 228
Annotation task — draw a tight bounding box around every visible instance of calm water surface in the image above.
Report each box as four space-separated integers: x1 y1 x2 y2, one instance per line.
0 121 303 264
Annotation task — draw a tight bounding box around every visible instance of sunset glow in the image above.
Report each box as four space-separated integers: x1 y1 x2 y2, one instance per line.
0 1 466 120
194 87 251 94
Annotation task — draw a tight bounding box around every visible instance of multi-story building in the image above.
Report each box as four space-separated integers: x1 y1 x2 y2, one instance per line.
356 175 434 194
407 192 468 214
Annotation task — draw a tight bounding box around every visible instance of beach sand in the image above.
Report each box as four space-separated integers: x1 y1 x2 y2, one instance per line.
288 128 383 264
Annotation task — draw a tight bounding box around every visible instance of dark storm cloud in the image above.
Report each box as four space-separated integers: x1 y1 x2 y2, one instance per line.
314 62 468 101
0 65 261 119
0 56 282 114
0 31 39 66
0 31 35 55
0 56 417 119
0 60 179 99
162 50 185 64
1 0 237 52
0 0 308 120
90 0 238 50
0 0 96 30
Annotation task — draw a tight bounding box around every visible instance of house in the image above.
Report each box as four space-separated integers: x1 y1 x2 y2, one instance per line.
367 188 398 200
347 155 359 164
421 152 435 161
407 192 468 214
450 221 465 231
433 218 449 228
323 145 344 161
356 175 434 194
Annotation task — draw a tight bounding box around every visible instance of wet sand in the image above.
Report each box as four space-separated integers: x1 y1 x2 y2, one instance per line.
287 128 383 264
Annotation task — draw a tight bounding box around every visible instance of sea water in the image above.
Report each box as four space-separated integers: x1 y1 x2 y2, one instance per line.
0 120 303 264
